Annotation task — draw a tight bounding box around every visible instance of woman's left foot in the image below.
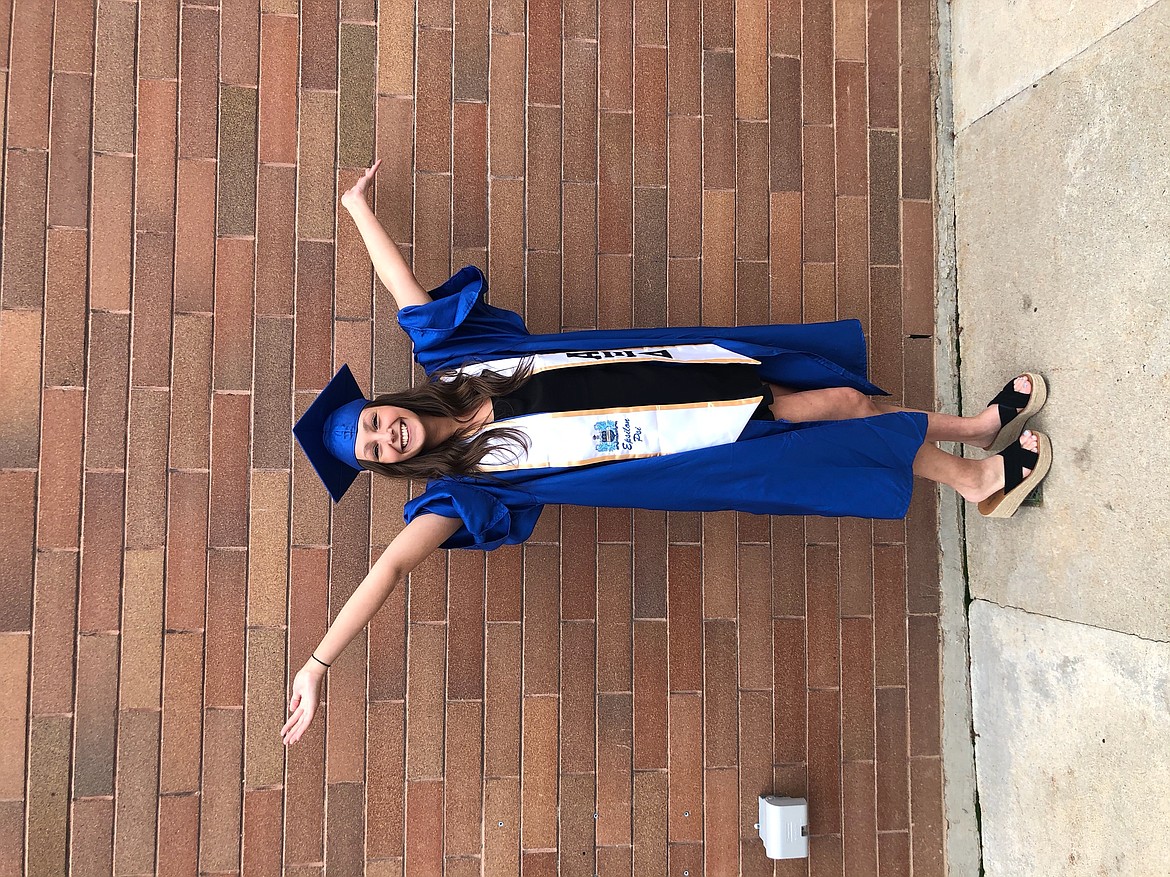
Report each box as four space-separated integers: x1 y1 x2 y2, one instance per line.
978 373 1048 453
971 375 1030 448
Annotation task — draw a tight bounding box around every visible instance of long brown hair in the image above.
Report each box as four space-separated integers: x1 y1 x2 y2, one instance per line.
359 361 533 481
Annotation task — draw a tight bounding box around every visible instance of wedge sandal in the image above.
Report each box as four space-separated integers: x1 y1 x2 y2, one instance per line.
978 430 1052 518
985 373 1047 454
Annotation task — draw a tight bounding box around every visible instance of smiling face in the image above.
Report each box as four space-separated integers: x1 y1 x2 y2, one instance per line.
354 404 428 464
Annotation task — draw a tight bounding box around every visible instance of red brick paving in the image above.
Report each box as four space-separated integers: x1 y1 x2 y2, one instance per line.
0 0 943 873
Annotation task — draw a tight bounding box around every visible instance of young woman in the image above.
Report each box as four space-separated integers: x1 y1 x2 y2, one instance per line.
280 162 1051 747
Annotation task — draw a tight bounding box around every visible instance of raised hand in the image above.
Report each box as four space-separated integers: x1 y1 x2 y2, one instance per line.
280 663 326 747
341 158 383 211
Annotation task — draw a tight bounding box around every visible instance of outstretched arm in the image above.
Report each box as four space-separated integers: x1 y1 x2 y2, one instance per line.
281 512 462 746
341 160 433 310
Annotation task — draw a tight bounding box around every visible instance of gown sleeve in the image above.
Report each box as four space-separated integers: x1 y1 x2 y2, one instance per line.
396 265 531 375
403 476 546 551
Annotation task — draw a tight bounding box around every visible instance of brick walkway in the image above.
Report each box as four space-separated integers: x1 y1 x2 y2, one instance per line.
0 0 943 874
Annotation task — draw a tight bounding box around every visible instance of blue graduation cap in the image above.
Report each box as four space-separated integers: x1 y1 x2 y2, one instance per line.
293 364 371 502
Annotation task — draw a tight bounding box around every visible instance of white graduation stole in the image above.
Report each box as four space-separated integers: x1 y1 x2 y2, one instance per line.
454 342 760 379
464 344 765 471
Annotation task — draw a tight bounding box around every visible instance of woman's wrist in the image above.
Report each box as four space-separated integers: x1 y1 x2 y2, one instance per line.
303 656 329 677
342 192 372 217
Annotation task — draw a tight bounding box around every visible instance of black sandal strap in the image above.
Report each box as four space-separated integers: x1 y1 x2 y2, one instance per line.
990 380 1031 412
1000 441 1040 494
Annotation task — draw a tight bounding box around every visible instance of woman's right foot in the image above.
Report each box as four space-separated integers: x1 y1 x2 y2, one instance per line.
961 430 1039 504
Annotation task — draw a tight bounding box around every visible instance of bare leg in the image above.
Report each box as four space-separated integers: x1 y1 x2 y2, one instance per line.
911 442 988 501
872 375 1035 448
912 433 1037 503
766 380 1033 448
871 400 989 444
766 385 1039 502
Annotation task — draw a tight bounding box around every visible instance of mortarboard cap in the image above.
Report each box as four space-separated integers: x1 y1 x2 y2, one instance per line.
293 364 371 502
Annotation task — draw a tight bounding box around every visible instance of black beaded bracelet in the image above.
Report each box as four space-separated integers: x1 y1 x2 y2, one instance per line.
310 654 331 669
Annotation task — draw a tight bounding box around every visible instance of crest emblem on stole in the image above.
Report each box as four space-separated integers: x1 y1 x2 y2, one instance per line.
592 420 619 452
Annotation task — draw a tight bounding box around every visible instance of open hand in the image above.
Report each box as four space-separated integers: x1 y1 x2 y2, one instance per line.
341 159 383 211
281 664 326 747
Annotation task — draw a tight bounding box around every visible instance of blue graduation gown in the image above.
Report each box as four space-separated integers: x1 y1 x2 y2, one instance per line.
399 266 928 550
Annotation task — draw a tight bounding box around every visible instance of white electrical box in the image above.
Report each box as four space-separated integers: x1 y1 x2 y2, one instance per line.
756 795 809 859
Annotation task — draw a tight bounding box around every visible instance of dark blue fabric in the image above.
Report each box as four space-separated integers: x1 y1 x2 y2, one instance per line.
397 266 928 550
291 363 368 502
399 265 884 393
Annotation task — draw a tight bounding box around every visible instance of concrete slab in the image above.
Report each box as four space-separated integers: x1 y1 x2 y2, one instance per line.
954 0 1170 641
951 0 1160 131
969 601 1170 876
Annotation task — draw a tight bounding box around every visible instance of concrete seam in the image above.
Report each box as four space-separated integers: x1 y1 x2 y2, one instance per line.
934 0 984 873
955 0 1167 133
970 598 1170 645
